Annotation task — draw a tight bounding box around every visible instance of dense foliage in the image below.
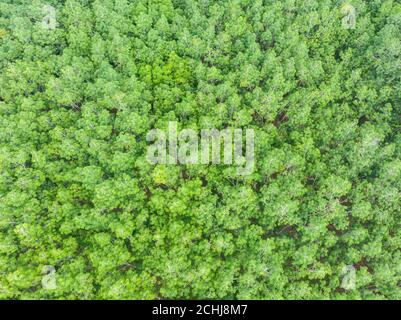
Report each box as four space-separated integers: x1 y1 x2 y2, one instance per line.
0 0 400 300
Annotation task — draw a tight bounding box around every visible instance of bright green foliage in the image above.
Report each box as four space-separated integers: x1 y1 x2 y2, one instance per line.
0 0 400 300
